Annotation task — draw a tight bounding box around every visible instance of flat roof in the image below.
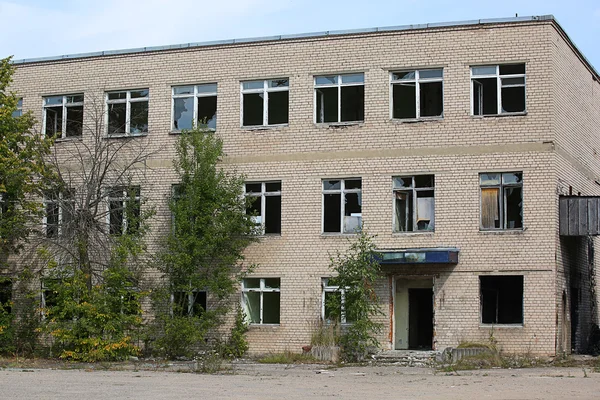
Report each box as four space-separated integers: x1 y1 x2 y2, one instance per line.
10 15 599 81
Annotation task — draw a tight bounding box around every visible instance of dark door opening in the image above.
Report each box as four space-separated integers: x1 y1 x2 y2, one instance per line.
408 288 433 350
570 287 580 351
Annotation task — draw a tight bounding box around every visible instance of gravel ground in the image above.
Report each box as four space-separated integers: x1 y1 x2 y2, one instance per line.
1 363 600 399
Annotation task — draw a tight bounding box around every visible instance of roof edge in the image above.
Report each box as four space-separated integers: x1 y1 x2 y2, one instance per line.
12 15 556 65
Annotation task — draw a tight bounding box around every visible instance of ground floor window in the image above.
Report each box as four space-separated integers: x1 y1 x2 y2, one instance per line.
0 279 12 314
172 291 206 317
480 275 523 324
322 278 350 323
242 278 280 324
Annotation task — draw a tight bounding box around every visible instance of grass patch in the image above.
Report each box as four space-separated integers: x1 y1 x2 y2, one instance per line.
258 351 319 364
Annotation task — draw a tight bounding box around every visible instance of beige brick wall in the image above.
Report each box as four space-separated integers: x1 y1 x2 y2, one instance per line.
9 19 596 356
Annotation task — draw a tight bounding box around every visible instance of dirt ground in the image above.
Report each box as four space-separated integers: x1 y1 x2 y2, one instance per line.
1 362 600 400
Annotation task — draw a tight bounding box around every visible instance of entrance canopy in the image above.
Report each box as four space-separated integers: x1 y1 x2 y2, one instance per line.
377 248 459 265
559 196 600 236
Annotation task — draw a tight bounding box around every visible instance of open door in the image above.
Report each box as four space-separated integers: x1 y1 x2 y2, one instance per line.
394 278 434 350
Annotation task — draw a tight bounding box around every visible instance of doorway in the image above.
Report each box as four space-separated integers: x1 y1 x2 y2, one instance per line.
394 278 434 350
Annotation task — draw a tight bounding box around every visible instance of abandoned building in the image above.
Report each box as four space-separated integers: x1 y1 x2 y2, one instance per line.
6 14 600 356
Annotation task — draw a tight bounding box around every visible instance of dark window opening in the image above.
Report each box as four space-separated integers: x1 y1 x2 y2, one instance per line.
245 182 281 235
393 83 416 119
45 106 63 138
324 193 341 232
197 96 217 130
473 78 497 115
268 91 289 125
66 106 84 137
340 85 364 122
501 86 525 113
243 93 263 126
316 87 338 123
480 275 523 324
420 81 443 117
173 291 206 317
108 103 127 135
130 102 148 134
46 201 59 238
265 195 281 234
0 280 12 314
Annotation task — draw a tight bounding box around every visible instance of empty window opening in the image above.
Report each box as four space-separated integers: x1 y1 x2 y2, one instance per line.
172 290 207 317
471 64 525 115
172 84 217 131
391 69 443 119
480 275 523 324
106 89 149 135
245 181 281 234
44 190 74 238
0 279 12 315
41 279 59 315
107 187 141 235
480 172 523 230
322 277 353 323
242 278 280 324
241 79 289 127
315 74 364 123
43 94 84 138
393 175 435 232
323 178 362 234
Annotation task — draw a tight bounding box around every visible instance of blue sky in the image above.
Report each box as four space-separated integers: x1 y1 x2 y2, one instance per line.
1 0 599 70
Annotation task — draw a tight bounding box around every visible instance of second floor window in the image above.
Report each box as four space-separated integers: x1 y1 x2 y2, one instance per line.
245 181 281 234
241 79 289 127
323 178 362 234
391 69 443 119
172 84 217 131
44 190 74 238
480 172 523 230
471 64 526 115
12 98 22 118
107 186 141 235
315 73 364 124
106 89 149 135
393 175 435 232
43 94 84 138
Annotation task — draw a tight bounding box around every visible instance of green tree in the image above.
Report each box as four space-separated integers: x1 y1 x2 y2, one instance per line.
151 127 258 358
328 230 383 362
0 56 53 256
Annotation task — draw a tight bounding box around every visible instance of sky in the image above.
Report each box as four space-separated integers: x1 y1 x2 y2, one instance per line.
1 0 599 70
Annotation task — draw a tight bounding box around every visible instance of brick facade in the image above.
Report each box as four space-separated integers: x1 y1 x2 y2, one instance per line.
7 16 600 356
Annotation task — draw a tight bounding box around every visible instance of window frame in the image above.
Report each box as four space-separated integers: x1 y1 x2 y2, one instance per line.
390 69 444 120
240 78 289 128
12 98 23 118
479 275 524 326
170 289 207 317
241 278 281 325
479 172 523 231
171 83 217 132
244 181 282 235
321 278 351 324
105 89 149 136
43 190 74 238
106 186 141 236
322 178 362 234
392 175 435 233
470 64 526 116
42 94 84 139
314 73 365 124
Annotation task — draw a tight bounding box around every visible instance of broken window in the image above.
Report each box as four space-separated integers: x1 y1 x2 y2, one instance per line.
106 89 149 135
43 94 84 138
323 178 362 234
41 279 59 316
172 83 217 131
12 98 22 118
391 69 443 119
245 181 281 234
393 175 435 232
480 275 523 324
107 186 141 235
242 278 280 324
322 277 354 324
471 64 526 115
241 79 289 127
0 279 12 315
480 172 522 230
315 74 364 123
44 190 75 238
172 290 207 317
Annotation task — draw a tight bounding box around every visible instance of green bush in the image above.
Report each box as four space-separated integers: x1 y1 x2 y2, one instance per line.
216 305 249 359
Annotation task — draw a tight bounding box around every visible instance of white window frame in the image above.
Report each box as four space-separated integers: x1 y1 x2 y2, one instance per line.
244 181 281 235
390 69 443 120
42 94 84 139
240 79 289 127
392 175 435 232
321 278 349 324
322 178 362 234
171 83 217 132
314 73 364 124
479 172 523 231
241 278 280 325
106 186 141 235
43 191 74 238
12 98 22 118
105 89 149 136
470 64 526 116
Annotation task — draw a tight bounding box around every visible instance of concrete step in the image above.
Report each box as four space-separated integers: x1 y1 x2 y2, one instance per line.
373 350 440 367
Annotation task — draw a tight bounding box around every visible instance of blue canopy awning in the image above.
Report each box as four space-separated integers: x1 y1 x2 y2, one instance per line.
377 248 459 265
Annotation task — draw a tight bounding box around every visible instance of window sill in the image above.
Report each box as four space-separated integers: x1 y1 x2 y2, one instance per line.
479 324 523 329
248 324 280 330
105 133 148 139
479 229 524 235
392 231 435 237
471 112 527 118
54 136 83 143
241 124 288 131
169 128 215 135
315 121 364 129
321 232 361 237
390 117 443 124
